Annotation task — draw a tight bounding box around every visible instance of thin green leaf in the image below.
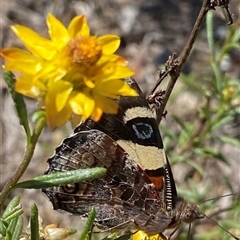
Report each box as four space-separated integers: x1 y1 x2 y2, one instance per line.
169 155 186 165
211 115 234 131
232 28 240 42
206 11 215 60
30 203 39 240
2 206 21 221
172 115 189 134
3 71 31 139
2 196 21 218
219 136 240 147
6 217 18 239
211 62 222 94
222 43 240 54
16 167 106 189
12 216 23 240
0 220 7 236
193 147 229 164
3 206 23 222
68 228 78 235
5 229 12 240
161 125 179 142
31 110 46 123
102 233 119 240
178 130 188 147
103 234 131 240
184 159 204 175
78 208 96 240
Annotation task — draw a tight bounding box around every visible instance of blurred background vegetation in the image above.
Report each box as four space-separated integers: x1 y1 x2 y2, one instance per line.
0 0 240 239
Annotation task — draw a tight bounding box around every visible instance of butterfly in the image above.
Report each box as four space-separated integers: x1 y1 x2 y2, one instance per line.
42 77 221 239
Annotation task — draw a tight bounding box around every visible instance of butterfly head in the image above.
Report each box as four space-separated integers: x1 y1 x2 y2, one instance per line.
179 201 205 223
167 198 205 229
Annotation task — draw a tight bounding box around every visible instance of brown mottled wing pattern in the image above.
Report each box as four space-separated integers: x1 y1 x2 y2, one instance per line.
43 129 165 230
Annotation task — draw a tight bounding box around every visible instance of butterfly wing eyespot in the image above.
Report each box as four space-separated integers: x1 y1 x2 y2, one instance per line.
62 183 78 194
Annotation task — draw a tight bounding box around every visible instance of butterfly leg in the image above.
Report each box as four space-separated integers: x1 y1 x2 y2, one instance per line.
167 226 179 240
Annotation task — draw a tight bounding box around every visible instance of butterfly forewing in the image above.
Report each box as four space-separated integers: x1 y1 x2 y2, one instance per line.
74 78 177 208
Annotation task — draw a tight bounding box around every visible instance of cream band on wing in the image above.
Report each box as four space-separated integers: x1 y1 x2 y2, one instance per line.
117 140 167 170
123 107 156 123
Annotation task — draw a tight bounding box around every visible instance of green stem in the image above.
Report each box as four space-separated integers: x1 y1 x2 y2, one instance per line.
0 117 46 211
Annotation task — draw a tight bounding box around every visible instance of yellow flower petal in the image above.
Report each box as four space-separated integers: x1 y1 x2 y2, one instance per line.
69 91 95 119
0 48 43 74
35 62 67 84
83 78 95 88
133 231 164 240
5 60 42 75
15 74 42 98
114 55 128 65
91 63 135 82
98 35 120 54
48 80 73 112
47 13 69 45
46 100 72 128
68 15 90 38
96 54 128 66
95 79 137 98
94 93 118 114
91 107 103 122
46 83 73 128
103 64 135 80
0 48 32 60
11 25 55 60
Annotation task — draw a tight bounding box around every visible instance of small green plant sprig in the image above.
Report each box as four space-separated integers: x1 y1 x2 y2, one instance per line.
161 11 240 240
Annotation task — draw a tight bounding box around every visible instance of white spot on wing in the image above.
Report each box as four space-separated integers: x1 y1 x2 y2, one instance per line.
117 140 167 170
132 123 153 139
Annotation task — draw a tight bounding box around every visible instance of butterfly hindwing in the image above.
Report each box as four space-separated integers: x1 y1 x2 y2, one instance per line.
43 128 169 231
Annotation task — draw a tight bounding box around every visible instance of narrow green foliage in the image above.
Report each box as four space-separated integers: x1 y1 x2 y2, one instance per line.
30 203 39 240
78 208 96 240
2 196 21 218
3 71 31 140
219 136 240 147
103 233 131 240
0 196 23 239
206 11 215 60
12 217 23 240
161 10 240 240
31 110 46 123
16 167 106 189
3 205 23 222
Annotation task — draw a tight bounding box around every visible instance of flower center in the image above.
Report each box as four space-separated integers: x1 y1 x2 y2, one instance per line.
68 36 102 67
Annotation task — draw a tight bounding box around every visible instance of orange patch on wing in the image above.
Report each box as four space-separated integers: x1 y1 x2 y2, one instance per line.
149 176 164 191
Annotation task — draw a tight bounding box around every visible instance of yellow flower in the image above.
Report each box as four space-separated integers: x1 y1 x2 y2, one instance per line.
0 13 137 128
132 231 165 240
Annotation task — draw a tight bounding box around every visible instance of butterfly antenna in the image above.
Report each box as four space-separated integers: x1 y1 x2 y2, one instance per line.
200 192 240 204
203 213 240 240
